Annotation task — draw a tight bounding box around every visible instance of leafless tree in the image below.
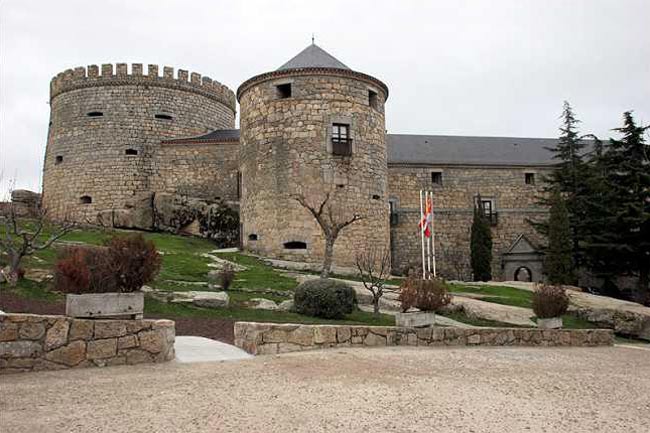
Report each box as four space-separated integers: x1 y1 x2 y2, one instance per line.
293 192 363 278
0 199 75 287
355 247 392 315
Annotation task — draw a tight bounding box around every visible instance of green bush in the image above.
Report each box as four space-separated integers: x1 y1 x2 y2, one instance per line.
293 278 357 319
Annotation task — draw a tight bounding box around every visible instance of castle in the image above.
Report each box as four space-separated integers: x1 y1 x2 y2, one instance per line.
42 43 555 281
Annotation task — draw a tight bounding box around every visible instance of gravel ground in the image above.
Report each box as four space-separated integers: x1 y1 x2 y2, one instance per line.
1 345 649 433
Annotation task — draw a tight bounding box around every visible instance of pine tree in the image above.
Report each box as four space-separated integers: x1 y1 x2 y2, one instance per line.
470 195 493 281
534 101 591 266
584 112 650 303
543 188 576 285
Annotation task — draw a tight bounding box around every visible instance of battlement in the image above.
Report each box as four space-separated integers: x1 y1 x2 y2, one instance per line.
50 63 236 111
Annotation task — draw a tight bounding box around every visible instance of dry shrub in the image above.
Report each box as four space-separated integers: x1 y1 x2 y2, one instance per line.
54 234 161 294
532 284 569 318
105 234 161 292
219 263 236 290
398 276 452 312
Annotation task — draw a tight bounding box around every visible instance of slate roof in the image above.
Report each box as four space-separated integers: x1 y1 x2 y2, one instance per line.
277 44 350 71
387 134 557 166
164 129 563 166
162 129 240 144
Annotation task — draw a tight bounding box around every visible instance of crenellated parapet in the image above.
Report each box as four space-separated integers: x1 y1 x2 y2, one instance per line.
50 63 236 113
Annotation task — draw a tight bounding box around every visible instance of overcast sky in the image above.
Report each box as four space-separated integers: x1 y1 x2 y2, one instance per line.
1 0 648 196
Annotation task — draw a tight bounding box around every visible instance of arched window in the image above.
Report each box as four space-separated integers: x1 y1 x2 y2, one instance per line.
79 195 92 204
248 234 258 241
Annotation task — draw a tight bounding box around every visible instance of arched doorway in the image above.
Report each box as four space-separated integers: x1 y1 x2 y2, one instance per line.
514 266 533 282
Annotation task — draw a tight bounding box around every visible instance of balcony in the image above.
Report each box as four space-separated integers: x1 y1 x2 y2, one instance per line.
331 138 352 156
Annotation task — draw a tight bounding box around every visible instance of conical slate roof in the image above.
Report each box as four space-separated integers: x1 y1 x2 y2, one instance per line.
277 44 350 71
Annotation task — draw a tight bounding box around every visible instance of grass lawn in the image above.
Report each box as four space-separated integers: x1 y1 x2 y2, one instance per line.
449 283 534 308
215 252 298 291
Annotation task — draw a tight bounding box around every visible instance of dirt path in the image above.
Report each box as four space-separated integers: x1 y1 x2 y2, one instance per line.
1 346 648 433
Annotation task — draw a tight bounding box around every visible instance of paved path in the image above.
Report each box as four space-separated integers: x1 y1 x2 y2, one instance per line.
174 336 252 363
1 345 648 432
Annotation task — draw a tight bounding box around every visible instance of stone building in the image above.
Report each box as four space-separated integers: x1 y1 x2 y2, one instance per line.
42 43 557 281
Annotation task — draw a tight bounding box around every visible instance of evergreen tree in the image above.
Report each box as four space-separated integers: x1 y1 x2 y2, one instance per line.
583 112 650 303
534 101 592 266
543 188 576 285
470 195 493 281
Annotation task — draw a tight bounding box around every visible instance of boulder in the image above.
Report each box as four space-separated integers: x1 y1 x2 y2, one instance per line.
248 298 278 311
189 291 230 308
112 192 154 230
278 300 294 312
568 291 650 340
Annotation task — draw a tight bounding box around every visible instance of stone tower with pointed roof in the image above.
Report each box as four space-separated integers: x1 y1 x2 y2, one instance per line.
237 43 390 267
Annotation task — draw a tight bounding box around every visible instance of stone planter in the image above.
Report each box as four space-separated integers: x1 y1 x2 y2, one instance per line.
537 317 563 329
395 311 437 328
66 292 144 319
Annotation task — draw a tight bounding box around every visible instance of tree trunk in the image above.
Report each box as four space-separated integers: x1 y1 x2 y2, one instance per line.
321 237 335 278
639 265 649 306
7 253 22 287
373 297 380 316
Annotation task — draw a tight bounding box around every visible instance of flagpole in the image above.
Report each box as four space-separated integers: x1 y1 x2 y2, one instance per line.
432 193 437 277
419 189 425 280
426 191 432 278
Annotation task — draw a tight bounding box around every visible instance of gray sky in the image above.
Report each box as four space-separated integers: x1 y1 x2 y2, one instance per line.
1 0 649 196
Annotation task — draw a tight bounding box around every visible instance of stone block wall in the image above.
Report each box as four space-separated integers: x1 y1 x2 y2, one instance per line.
234 322 614 355
238 69 390 268
387 164 552 279
152 142 239 201
0 314 175 374
42 63 236 223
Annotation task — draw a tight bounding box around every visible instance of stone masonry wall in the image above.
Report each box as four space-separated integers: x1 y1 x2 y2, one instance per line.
238 70 389 268
42 63 236 223
0 314 175 374
387 164 552 280
234 322 614 355
152 142 239 202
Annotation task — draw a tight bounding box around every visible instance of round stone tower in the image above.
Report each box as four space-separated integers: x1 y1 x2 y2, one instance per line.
43 63 236 222
237 44 390 268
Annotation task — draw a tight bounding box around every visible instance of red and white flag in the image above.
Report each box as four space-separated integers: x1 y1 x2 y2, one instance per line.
419 196 433 238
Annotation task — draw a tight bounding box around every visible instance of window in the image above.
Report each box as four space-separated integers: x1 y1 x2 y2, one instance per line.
372 194 381 200
155 114 173 120
431 171 443 185
331 123 352 156
237 171 242 199
283 241 307 250
368 90 378 109
525 173 535 185
55 156 63 164
87 111 103 117
476 197 498 226
79 195 92 204
276 83 292 99
248 234 258 241
125 148 138 155
389 200 399 226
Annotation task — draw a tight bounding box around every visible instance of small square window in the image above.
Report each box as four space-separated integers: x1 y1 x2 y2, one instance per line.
431 172 442 185
525 173 535 185
368 90 378 109
55 155 63 164
276 83 292 99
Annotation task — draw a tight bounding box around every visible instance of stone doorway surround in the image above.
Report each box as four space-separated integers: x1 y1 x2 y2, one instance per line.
501 234 544 283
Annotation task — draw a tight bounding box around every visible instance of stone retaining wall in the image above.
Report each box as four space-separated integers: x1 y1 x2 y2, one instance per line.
0 314 175 374
234 322 614 355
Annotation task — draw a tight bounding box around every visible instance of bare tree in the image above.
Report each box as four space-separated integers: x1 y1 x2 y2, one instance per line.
1 201 75 287
355 247 392 315
293 192 363 278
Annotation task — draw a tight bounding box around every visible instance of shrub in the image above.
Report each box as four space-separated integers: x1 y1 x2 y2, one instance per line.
54 246 115 294
219 264 236 290
398 276 452 312
54 234 161 294
532 284 569 318
105 234 161 292
293 278 357 319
